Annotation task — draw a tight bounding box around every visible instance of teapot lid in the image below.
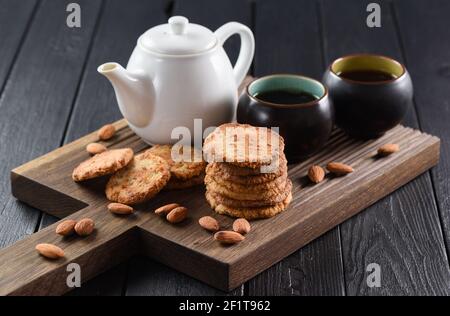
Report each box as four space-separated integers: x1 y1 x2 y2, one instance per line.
139 16 217 55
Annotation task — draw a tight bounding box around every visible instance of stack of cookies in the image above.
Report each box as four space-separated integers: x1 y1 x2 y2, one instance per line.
203 123 292 220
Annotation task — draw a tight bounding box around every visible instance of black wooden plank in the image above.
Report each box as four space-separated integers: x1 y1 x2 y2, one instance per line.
61 0 166 140
36 0 167 296
0 0 102 249
173 0 252 66
125 256 242 296
0 0 37 93
394 0 450 274
124 0 252 296
0 0 38 245
247 0 345 296
320 0 450 295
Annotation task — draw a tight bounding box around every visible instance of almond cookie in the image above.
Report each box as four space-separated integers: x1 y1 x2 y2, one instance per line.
105 152 170 205
206 153 287 180
72 148 134 182
206 161 288 185
206 190 292 220
207 179 292 208
208 171 287 193
146 145 206 180
165 172 205 190
203 123 284 169
205 174 289 201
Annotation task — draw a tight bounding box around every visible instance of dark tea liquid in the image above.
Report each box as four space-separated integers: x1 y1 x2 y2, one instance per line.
338 70 397 82
254 90 318 105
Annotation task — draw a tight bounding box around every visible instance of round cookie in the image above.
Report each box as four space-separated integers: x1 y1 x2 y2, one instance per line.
205 174 289 201
203 123 284 169
72 148 134 182
207 179 292 208
209 152 287 178
208 172 287 193
146 145 205 180
206 190 292 220
105 152 170 205
165 172 205 190
206 158 287 185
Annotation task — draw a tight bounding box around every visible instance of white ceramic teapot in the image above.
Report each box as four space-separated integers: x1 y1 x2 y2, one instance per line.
98 16 255 145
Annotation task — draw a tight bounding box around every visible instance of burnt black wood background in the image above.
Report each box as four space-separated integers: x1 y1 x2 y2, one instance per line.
0 0 449 296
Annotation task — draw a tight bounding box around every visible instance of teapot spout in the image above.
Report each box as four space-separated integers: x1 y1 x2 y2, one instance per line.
98 62 154 127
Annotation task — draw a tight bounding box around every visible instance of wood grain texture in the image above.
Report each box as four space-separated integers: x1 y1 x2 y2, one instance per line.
394 0 450 272
320 0 450 295
0 0 102 250
3 121 439 295
248 0 345 296
0 0 37 92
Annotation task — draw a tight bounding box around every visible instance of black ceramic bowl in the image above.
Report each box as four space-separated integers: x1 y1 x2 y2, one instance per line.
323 54 413 139
237 74 334 161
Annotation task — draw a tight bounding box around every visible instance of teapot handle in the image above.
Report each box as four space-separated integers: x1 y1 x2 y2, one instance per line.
215 22 255 87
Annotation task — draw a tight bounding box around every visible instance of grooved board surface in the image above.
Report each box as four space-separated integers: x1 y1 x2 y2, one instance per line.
2 120 440 295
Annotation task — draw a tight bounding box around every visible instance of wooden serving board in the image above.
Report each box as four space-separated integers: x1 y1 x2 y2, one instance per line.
1 119 440 295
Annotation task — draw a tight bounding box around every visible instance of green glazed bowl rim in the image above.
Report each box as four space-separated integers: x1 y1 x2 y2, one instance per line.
329 53 407 85
245 74 328 108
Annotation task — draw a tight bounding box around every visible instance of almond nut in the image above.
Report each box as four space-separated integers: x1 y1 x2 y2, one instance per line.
155 203 180 216
214 231 245 244
326 162 354 175
108 203 134 215
232 218 251 235
55 220 77 236
86 142 107 155
308 165 325 183
98 124 116 140
166 206 188 224
36 243 65 259
199 216 220 232
378 143 399 156
74 218 95 236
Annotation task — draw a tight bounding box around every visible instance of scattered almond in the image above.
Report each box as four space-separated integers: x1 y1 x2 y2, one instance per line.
108 203 134 215
378 143 400 156
166 206 188 224
36 243 65 259
308 165 325 183
55 220 77 236
232 218 251 235
74 218 95 236
86 142 107 155
326 162 354 175
97 124 116 140
199 216 220 232
214 231 245 244
155 203 180 216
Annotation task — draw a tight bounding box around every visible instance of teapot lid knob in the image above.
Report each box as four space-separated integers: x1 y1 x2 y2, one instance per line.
169 16 189 35
139 16 216 54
